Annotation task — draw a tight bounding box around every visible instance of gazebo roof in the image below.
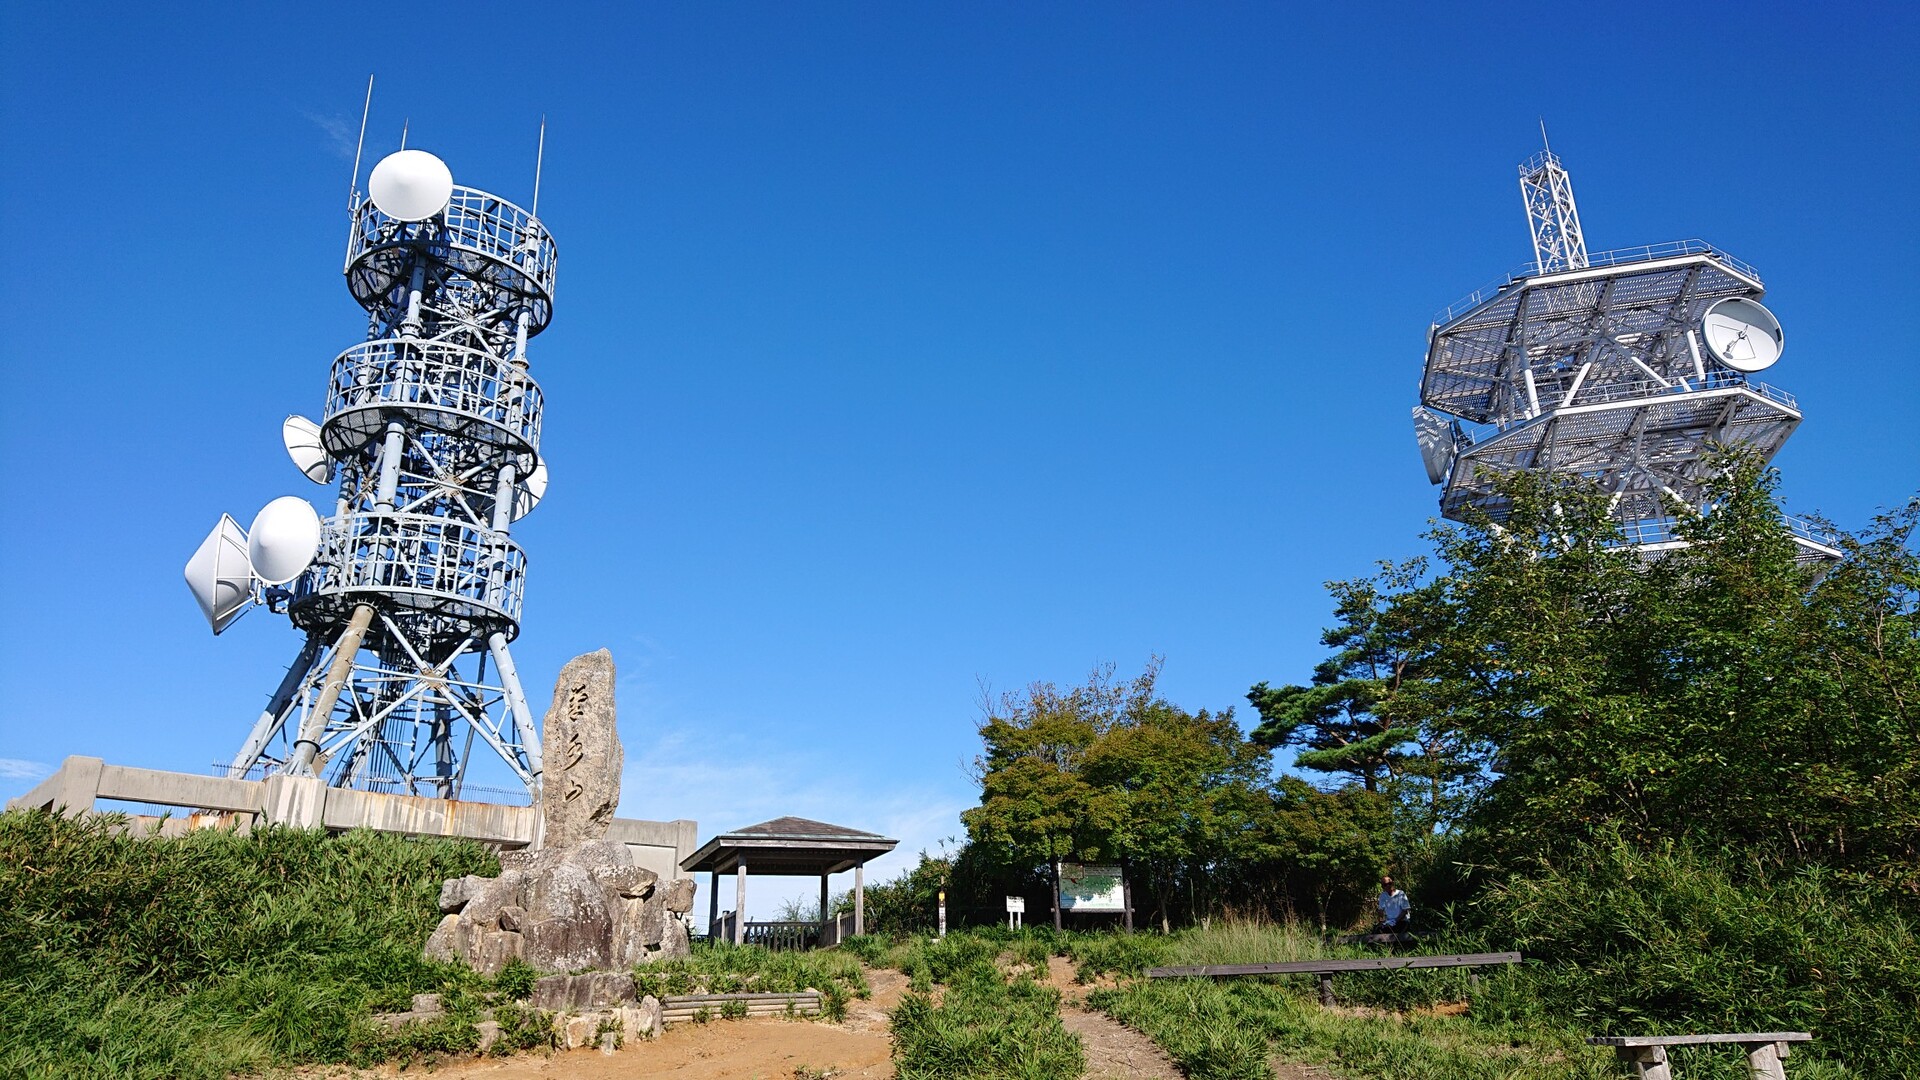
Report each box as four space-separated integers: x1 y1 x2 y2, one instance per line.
681 816 898 875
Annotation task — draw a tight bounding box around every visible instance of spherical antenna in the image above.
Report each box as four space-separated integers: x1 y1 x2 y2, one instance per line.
247 497 323 585
511 459 548 522
1700 297 1784 373
282 415 331 484
367 149 454 221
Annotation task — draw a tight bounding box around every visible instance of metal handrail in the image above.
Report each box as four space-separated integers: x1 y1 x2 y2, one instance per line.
291 511 527 628
1618 513 1840 549
1561 372 1798 412
1432 240 1761 329
346 185 558 304
323 338 544 455
1454 372 1800 445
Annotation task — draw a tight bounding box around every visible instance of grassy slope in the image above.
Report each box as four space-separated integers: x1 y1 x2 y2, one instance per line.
0 811 877 1079
0 810 506 1078
843 932 1085 1079
1081 922 1863 1080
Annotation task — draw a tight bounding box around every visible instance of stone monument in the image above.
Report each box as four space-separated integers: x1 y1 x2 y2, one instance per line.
426 650 695 976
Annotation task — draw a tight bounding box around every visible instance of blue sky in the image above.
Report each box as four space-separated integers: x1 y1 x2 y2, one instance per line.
2 4 1916 914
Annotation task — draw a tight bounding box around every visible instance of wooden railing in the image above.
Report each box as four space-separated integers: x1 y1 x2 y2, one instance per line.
742 921 821 951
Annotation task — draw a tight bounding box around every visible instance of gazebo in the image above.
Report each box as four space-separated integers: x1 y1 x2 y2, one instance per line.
681 816 898 947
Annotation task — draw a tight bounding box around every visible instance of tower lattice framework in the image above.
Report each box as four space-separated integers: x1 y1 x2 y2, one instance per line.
230 171 557 798
1413 143 1838 560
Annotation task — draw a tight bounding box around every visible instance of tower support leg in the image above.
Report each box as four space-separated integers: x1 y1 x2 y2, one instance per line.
230 634 324 777
290 603 375 776
487 632 542 787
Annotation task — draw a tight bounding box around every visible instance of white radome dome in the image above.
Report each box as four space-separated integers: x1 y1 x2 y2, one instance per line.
367 149 454 221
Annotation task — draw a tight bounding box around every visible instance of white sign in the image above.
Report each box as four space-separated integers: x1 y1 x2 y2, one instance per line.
1006 896 1026 913
1058 863 1126 913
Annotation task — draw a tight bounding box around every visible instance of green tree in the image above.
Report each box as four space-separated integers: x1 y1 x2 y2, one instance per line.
1248 559 1483 836
1433 452 1920 889
1082 698 1272 931
961 665 1147 918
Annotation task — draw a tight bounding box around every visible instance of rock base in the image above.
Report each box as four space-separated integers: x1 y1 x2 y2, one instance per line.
372 991 663 1055
425 839 694 976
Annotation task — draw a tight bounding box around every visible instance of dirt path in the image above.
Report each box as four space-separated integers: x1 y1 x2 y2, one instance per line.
1040 957 1183 1080
1038 956 1338 1080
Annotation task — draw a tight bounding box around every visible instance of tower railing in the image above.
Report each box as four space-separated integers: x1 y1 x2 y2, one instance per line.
291 512 527 628
322 339 543 456
1431 240 1763 330
346 185 557 328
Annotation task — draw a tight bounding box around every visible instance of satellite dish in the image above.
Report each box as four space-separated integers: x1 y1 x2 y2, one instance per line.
247 497 323 586
511 459 548 522
282 415 331 484
1700 297 1784 373
184 514 254 634
367 149 454 221
1412 407 1457 486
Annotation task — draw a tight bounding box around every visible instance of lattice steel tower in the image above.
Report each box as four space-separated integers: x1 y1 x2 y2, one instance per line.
1412 140 1837 560
186 144 555 799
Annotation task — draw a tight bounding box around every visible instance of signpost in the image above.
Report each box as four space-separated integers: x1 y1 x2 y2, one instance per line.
1058 863 1127 913
937 889 947 938
1006 895 1025 930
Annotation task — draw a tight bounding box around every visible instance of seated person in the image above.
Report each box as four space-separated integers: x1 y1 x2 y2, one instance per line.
1376 876 1410 931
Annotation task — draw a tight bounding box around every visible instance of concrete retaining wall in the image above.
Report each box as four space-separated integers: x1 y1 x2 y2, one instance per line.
7 755 695 865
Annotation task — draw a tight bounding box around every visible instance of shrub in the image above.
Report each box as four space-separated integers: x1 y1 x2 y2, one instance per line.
889 963 1082 1079
1470 836 1920 1078
0 810 496 1079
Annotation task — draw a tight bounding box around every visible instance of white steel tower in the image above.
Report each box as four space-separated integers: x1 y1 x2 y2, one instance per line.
1413 141 1838 560
185 145 556 799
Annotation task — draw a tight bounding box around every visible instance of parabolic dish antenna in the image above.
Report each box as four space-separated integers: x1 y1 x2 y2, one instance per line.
282 415 331 484
1700 297 1784 373
512 459 548 522
1412 406 1457 486
368 149 454 221
184 514 254 634
247 496 323 585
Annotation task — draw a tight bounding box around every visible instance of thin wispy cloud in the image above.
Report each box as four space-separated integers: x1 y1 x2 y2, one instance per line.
303 110 358 161
0 758 52 781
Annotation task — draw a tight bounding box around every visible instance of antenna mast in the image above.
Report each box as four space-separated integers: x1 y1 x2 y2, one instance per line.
1518 125 1588 272
347 75 374 206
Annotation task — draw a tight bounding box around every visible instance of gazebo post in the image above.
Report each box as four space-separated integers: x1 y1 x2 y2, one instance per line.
854 860 865 937
735 860 747 945
709 869 720 938
819 873 831 943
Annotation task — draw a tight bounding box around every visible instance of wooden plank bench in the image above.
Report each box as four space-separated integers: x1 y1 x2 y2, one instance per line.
1588 1033 1812 1080
1588 1033 1813 1080
1147 951 1521 1006
1329 931 1436 945
661 990 822 1024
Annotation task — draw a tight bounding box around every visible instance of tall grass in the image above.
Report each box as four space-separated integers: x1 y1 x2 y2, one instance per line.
630 939 869 1020
884 938 1082 1080
1472 836 1919 1078
1091 976 1630 1080
0 810 499 1079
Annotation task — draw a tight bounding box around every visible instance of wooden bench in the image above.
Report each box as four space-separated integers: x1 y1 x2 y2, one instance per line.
1147 951 1521 1006
1329 931 1435 945
1587 1033 1812 1080
661 990 822 1024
